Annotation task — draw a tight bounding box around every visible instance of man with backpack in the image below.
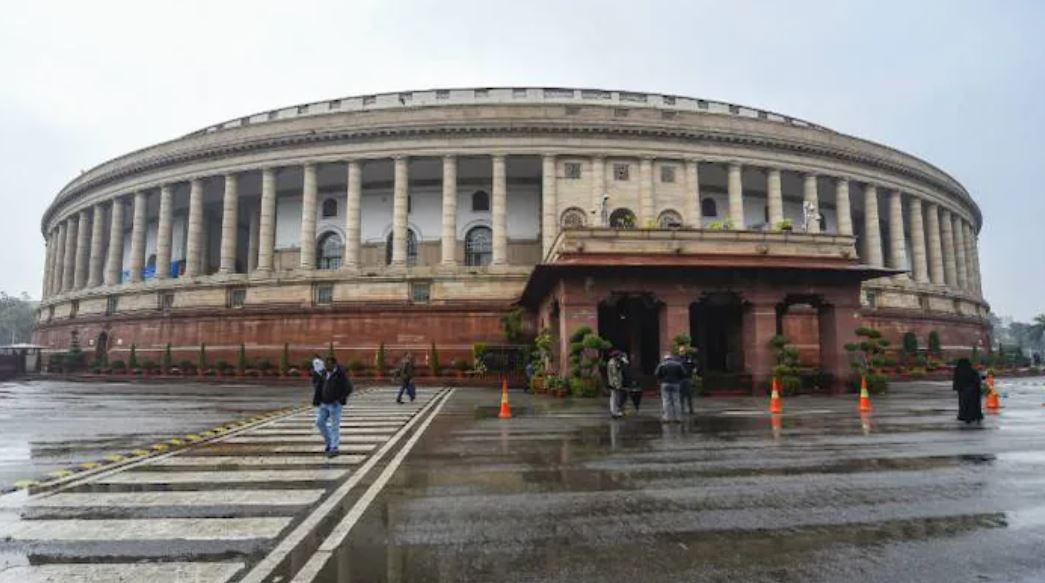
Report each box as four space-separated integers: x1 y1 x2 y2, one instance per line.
315 356 353 458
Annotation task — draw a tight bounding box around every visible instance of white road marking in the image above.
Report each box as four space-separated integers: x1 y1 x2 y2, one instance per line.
151 455 365 466
0 517 291 541
291 388 454 582
239 388 452 583
0 562 245 583
95 469 347 484
29 489 325 508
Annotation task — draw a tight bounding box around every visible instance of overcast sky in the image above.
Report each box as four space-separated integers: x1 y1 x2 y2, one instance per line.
2 0 1042 319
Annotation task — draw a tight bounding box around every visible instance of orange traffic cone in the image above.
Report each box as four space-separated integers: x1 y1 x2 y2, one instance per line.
858 376 873 413
985 372 1000 411
498 378 513 419
769 377 783 414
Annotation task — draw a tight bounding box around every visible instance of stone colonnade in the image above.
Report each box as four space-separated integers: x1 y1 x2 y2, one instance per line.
42 155 983 300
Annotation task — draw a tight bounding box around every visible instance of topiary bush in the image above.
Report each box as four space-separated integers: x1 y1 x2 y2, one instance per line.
769 334 802 396
845 327 890 393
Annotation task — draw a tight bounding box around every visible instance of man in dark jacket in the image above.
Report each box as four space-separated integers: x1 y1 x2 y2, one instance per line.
315 356 353 457
654 353 687 423
395 353 416 404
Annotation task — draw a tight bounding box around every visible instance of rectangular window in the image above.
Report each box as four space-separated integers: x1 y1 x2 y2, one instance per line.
329 99 341 110
160 292 175 312
106 295 119 316
410 281 431 304
474 88 489 98
69 300 79 319
297 105 309 115
436 89 450 100
613 163 630 181
362 95 376 106
662 95 676 105
267 111 279 121
314 284 334 305
564 162 582 180
660 165 676 183
512 88 528 98
228 288 247 309
398 92 412 104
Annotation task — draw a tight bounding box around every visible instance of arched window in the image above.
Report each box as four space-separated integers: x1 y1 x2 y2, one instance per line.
701 197 718 218
322 198 338 218
657 209 683 229
471 190 490 212
609 208 636 229
317 232 343 269
385 229 418 266
560 207 587 228
464 226 493 266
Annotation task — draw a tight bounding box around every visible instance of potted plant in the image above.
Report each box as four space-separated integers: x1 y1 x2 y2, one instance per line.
472 343 488 375
110 360 126 375
348 359 365 376
775 218 794 232
769 334 802 396
844 326 890 394
567 327 610 397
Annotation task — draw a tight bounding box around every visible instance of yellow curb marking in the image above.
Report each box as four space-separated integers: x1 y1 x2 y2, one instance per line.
13 480 38 489
47 469 74 478
79 461 101 470
105 454 125 462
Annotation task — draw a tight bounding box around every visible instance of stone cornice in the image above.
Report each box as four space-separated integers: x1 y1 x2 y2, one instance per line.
42 116 982 232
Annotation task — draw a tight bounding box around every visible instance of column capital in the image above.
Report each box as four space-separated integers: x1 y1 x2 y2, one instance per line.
835 176 849 185
804 171 819 179
490 153 508 162
393 154 410 162
727 161 743 171
442 153 457 161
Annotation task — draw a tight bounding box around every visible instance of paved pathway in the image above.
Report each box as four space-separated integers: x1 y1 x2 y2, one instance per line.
0 386 454 582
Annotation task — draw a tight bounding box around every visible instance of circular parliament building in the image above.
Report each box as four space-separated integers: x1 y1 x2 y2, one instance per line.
35 87 989 391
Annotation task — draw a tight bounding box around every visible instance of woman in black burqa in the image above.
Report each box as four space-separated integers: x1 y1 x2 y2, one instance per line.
953 358 983 424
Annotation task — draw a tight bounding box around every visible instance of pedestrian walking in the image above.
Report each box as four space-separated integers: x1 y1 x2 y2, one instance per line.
310 353 325 405
607 350 627 418
654 352 687 423
524 360 535 393
953 358 984 424
677 345 696 415
315 356 353 457
395 352 416 404
621 351 641 412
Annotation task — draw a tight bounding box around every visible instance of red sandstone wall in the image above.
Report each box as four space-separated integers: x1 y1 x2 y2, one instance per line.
34 305 522 369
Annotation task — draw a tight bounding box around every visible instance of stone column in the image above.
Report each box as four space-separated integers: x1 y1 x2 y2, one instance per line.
818 298 863 393
105 198 125 285
185 179 204 277
299 164 318 270
441 155 458 266
343 160 362 270
741 297 779 394
940 208 957 287
492 154 508 266
247 206 260 273
908 198 929 283
155 185 173 280
62 216 78 291
639 157 654 226
73 210 90 289
862 184 883 267
41 234 52 299
835 178 853 236
887 190 907 272
766 168 783 227
804 173 820 234
53 223 67 294
591 156 605 225
540 154 557 258
256 168 277 273
127 191 148 283
684 160 700 227
926 203 945 285
390 156 409 267
727 162 744 229
953 214 968 290
87 203 106 287
969 228 983 297
962 221 977 293
219 173 239 274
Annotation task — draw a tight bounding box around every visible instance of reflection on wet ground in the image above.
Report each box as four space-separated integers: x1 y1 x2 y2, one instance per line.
326 378 1045 583
0 380 307 488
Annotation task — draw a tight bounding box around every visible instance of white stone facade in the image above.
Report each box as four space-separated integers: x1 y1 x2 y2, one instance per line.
37 87 987 325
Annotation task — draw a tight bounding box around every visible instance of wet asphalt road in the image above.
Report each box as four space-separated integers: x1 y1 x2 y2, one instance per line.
0 379 309 489
1 378 1045 582
326 377 1045 583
